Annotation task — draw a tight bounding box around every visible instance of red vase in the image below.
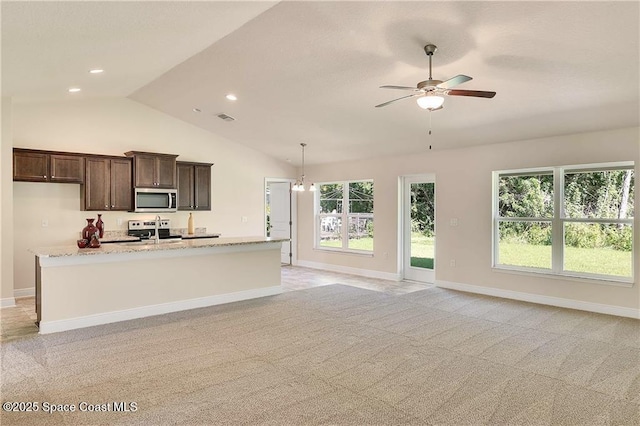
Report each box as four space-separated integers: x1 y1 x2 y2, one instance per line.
96 214 104 238
82 218 98 241
89 235 101 248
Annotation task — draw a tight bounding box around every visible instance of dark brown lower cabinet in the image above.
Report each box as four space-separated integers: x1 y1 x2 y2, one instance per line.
82 157 132 211
177 162 213 210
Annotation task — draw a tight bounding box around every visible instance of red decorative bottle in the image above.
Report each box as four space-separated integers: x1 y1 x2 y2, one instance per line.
96 214 104 238
89 235 101 248
82 218 98 241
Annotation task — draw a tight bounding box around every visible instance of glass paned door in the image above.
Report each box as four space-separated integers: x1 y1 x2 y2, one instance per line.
403 175 435 283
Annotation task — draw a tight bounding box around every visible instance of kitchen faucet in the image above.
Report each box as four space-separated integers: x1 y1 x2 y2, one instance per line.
153 215 161 244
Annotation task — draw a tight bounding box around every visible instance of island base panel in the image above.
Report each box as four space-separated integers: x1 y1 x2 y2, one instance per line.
38 247 281 333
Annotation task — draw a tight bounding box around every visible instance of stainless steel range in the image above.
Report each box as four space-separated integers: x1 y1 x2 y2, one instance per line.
127 219 182 241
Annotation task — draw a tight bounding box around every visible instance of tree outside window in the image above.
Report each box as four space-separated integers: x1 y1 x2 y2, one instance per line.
494 163 634 281
317 180 373 252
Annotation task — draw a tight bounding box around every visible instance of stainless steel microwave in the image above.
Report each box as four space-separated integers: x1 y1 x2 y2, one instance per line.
134 188 178 213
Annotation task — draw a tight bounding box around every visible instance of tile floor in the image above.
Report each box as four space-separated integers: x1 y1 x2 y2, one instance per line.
0 266 429 343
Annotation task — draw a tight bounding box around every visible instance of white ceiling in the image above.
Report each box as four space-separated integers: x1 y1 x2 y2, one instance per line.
1 1 277 99
3 1 639 165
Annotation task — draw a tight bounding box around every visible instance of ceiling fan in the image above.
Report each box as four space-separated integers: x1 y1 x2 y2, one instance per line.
375 44 496 110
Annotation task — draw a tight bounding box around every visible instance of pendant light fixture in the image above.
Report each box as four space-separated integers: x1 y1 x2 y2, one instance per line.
292 143 316 192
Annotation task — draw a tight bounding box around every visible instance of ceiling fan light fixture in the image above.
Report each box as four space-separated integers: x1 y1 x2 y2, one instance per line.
416 94 444 110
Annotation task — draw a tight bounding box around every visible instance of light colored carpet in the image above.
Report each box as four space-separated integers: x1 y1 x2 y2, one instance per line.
1 284 639 425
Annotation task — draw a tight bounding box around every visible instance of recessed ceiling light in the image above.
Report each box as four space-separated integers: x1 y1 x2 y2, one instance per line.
193 108 201 113
89 69 104 74
225 94 237 101
68 87 81 93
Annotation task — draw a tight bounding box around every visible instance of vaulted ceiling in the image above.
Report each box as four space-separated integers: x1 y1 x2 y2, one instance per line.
3 1 639 165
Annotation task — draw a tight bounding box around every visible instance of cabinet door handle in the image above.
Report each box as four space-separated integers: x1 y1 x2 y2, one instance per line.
111 205 115 208
43 175 47 178
51 175 55 178
105 205 108 208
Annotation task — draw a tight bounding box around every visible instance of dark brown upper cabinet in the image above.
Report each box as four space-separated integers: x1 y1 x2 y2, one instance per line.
13 148 84 183
82 156 132 211
125 151 178 189
176 161 213 211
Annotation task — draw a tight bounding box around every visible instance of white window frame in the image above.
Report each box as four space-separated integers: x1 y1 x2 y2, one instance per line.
314 180 374 254
492 161 634 284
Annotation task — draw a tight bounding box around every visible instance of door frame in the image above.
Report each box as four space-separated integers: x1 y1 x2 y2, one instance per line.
265 177 297 265
399 174 436 283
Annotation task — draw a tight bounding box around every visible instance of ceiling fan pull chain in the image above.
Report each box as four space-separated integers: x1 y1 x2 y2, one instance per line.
428 110 432 135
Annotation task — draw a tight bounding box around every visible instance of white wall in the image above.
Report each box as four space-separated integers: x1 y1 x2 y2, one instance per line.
298 127 640 313
1 97 15 307
11 98 295 292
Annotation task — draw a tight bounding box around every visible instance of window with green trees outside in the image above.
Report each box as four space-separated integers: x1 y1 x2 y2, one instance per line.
316 180 373 252
494 163 634 282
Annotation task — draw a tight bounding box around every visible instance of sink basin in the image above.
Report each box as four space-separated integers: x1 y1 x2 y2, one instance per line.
117 239 183 246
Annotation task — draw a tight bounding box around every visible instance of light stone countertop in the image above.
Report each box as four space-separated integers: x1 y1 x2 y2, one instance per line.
31 236 289 258
96 229 221 242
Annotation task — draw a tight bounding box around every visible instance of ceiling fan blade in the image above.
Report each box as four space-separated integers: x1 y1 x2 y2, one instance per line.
447 89 496 98
375 94 419 108
379 85 418 91
437 74 472 89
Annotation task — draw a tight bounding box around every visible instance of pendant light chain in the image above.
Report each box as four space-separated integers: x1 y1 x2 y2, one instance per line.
301 143 306 185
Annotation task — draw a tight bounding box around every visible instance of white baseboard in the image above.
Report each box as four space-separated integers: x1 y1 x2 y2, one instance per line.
0 297 16 309
14 287 35 299
38 286 283 334
296 260 401 281
436 280 640 319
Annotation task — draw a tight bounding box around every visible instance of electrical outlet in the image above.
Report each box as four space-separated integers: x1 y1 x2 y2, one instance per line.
450 259 456 267
117 218 123 226
41 219 48 227
450 218 458 227
241 216 248 223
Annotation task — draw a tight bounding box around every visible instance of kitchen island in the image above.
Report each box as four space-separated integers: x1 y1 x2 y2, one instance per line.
31 237 287 334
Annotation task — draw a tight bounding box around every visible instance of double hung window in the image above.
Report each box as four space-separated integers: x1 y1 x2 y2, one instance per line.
494 163 634 282
316 181 374 252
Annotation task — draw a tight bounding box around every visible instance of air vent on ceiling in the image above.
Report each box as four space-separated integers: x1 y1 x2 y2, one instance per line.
217 113 235 122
